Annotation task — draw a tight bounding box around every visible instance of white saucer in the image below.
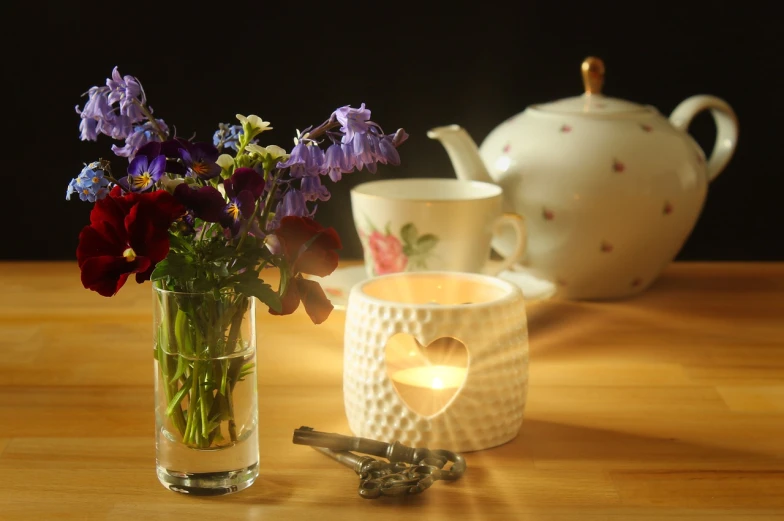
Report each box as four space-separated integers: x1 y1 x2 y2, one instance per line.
311 265 557 311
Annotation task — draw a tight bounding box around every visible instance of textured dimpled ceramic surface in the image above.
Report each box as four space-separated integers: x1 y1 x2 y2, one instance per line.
343 272 529 452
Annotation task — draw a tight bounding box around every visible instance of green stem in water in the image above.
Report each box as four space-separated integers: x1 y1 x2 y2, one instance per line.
183 361 200 444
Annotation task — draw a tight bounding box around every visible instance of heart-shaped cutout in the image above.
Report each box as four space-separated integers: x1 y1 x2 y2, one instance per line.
385 334 469 418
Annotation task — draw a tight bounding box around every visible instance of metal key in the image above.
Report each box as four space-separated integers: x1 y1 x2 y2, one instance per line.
293 426 467 480
311 446 415 499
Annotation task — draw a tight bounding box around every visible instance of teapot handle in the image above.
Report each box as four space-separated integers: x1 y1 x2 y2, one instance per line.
669 95 738 182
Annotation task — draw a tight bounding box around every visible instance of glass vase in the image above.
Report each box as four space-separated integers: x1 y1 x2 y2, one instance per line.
153 284 259 495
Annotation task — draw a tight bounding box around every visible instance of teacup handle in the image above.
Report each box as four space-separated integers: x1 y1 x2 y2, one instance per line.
669 94 738 182
483 213 526 276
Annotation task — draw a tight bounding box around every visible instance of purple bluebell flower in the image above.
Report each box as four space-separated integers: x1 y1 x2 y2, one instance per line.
300 175 330 202
111 120 168 158
128 154 166 192
352 132 379 173
67 163 111 202
323 143 353 182
278 143 324 178
105 113 133 140
76 87 112 120
334 103 371 144
278 189 307 218
213 123 244 151
78 117 99 141
180 142 222 180
75 87 113 142
376 135 401 166
106 67 143 120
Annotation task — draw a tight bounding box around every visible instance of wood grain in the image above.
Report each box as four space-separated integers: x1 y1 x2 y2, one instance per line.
1 261 783 520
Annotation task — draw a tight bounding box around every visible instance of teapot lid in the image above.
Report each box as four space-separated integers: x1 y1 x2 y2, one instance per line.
530 57 654 116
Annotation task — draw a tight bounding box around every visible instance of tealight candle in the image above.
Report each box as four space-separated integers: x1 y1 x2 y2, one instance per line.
344 271 529 451
391 365 467 417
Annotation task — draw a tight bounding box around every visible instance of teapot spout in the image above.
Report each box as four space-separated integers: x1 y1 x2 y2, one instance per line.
427 125 494 185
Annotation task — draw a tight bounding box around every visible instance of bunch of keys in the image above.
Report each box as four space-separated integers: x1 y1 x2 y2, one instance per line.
292 426 467 499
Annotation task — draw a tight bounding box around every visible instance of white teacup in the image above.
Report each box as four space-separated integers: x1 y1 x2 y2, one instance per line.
350 178 526 278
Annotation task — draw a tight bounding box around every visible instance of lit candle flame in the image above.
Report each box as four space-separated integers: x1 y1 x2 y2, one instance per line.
431 376 444 390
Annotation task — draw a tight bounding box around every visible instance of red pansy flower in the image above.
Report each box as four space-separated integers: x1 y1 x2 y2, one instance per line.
269 216 342 324
76 186 186 297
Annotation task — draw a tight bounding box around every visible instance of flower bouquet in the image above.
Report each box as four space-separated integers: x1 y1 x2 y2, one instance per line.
68 67 406 494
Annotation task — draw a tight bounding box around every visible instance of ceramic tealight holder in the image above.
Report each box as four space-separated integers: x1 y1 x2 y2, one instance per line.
343 271 528 452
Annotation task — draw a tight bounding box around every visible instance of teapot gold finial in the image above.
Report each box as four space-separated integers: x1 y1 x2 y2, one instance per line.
581 57 605 95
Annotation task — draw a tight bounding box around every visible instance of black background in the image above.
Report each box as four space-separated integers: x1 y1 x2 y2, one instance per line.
4 1 781 261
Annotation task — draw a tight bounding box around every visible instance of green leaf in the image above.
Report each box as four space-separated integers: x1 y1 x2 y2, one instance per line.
151 252 196 282
235 275 282 313
149 259 173 281
168 233 194 253
415 234 439 253
401 223 418 246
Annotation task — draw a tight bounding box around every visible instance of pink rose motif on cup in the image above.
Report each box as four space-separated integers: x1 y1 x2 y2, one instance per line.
368 231 408 275
361 219 440 276
612 159 625 173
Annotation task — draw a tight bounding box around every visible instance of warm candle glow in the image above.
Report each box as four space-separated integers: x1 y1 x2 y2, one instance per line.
390 365 467 416
392 365 466 390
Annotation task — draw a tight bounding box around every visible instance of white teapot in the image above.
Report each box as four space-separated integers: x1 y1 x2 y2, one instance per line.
428 57 738 300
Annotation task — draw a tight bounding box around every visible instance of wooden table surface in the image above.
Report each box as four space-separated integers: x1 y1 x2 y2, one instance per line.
0 261 783 520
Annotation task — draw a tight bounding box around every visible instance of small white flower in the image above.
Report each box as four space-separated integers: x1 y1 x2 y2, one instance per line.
160 176 186 193
246 143 290 162
216 154 234 170
236 114 272 134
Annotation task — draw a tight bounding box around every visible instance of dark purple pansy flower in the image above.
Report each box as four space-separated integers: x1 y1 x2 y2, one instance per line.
173 184 227 223
128 154 166 192
222 167 265 234
224 167 265 200
136 139 188 176
179 142 222 180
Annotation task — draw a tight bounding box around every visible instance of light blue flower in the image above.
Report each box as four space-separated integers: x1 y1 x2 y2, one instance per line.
213 123 244 151
67 163 111 202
